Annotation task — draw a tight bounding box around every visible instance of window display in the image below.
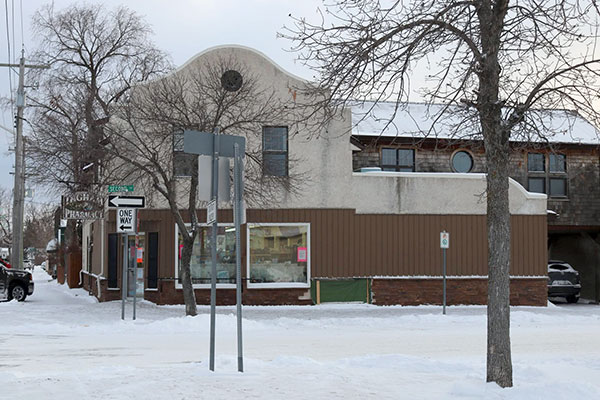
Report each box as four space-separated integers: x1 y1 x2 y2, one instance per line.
248 224 310 287
176 225 236 286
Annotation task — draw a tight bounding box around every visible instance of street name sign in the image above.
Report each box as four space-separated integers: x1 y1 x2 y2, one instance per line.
108 185 134 193
108 195 145 208
117 208 136 233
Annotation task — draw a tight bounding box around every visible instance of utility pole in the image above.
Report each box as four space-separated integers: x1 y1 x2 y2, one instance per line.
0 49 49 269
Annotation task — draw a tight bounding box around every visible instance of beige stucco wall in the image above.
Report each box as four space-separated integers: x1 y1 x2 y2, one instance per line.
119 45 546 216
345 172 546 215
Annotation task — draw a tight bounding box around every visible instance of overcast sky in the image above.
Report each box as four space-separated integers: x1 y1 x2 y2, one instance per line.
0 0 324 204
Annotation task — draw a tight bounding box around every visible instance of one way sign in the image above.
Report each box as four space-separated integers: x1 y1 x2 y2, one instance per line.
117 208 136 233
108 195 145 208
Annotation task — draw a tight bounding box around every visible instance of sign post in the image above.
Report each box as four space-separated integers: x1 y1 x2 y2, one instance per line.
109 196 144 320
209 128 220 372
121 234 128 320
184 128 246 372
233 143 244 372
440 231 450 315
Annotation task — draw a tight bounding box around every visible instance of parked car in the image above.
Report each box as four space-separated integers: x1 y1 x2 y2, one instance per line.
548 260 581 303
0 265 34 301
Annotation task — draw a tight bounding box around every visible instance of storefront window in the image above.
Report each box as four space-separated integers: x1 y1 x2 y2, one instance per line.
248 224 310 287
176 225 236 286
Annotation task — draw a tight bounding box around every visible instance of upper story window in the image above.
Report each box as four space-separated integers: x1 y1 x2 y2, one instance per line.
451 150 474 173
381 148 415 172
527 153 545 172
263 126 288 176
527 152 567 198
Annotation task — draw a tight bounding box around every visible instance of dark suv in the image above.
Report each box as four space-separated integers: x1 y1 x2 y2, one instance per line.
0 265 34 301
548 260 581 303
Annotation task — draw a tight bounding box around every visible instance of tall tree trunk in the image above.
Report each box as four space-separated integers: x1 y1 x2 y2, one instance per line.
484 132 513 388
477 1 512 387
180 235 198 316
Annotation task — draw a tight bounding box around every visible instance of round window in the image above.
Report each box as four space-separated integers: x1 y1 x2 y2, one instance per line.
221 70 243 92
452 151 474 173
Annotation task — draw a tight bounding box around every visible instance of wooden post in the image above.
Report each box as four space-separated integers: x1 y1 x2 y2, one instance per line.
316 280 321 305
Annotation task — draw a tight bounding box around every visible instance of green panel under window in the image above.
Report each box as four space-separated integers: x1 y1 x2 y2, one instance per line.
311 279 371 304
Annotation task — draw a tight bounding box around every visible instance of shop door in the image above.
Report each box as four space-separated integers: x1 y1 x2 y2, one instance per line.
127 235 145 297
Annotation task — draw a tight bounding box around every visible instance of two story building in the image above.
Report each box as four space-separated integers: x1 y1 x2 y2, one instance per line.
80 45 549 306
352 101 600 302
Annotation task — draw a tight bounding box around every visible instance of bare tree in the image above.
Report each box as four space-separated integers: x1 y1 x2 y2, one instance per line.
23 203 55 251
0 187 12 248
106 56 303 316
283 0 600 387
25 3 170 251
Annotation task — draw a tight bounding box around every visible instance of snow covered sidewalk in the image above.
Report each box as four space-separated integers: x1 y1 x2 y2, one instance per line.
1 269 599 399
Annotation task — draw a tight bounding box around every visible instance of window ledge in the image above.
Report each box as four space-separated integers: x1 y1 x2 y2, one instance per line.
247 282 310 289
175 283 237 290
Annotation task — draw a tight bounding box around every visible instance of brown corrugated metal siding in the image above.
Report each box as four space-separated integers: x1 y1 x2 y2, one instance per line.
97 208 546 279
248 210 547 278
89 208 546 305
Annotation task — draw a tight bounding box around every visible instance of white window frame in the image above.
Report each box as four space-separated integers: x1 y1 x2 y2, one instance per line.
174 223 236 289
246 222 311 289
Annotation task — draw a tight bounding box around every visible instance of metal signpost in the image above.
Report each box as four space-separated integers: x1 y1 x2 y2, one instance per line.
440 231 450 315
108 195 145 320
209 129 220 372
233 143 244 372
183 129 246 373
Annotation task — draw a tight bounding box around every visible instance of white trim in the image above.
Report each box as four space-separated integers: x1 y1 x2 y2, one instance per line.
81 270 106 281
174 223 237 289
246 222 311 289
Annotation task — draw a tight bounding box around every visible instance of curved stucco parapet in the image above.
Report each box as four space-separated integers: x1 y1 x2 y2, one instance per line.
507 177 547 215
171 44 311 85
350 172 546 215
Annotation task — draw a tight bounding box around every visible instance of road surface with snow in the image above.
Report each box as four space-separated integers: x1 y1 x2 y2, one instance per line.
1 269 599 399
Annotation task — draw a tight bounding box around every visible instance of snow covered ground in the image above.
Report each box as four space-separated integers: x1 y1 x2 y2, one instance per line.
1 269 599 400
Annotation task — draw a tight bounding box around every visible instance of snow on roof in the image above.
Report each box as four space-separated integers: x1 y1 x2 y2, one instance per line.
46 238 58 253
351 101 600 145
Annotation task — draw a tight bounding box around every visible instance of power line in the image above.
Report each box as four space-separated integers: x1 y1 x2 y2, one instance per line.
4 0 14 114
19 0 22 49
11 0 14 64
